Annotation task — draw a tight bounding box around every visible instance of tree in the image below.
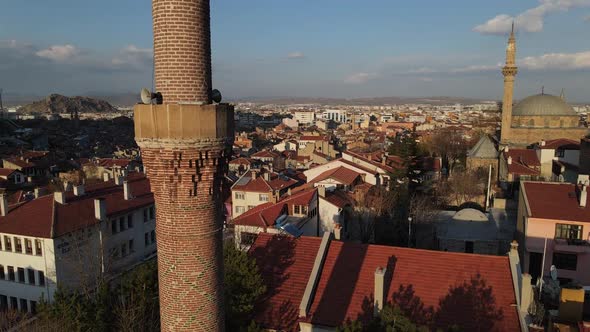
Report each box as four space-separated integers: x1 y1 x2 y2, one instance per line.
350 186 398 243
224 241 267 331
437 169 487 208
425 129 469 175
336 304 429 332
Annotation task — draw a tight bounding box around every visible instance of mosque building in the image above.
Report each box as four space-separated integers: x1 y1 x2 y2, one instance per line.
499 24 588 146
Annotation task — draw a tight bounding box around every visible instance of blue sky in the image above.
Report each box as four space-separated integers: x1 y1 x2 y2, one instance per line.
1 0 589 102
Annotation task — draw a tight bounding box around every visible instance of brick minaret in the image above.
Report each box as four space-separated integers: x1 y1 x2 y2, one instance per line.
134 1 233 331
501 23 518 145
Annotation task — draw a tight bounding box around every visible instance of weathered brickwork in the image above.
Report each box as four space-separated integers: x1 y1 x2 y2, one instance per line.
142 146 230 331
153 0 212 104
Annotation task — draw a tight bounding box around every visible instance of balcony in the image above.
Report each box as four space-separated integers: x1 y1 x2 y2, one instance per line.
554 238 590 254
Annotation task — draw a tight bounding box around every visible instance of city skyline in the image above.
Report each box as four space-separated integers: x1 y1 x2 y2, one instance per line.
1 0 589 102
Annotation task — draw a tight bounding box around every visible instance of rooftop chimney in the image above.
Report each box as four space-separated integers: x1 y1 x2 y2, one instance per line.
374 267 387 316
540 140 546 147
507 156 512 165
580 185 587 208
73 184 85 196
114 176 123 186
34 188 45 199
262 172 270 181
318 185 326 198
103 172 110 182
54 191 66 205
123 181 132 200
505 146 510 152
94 198 106 221
0 194 7 217
251 170 257 180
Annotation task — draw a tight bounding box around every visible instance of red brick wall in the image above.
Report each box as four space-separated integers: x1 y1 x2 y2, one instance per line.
153 0 212 104
142 147 228 331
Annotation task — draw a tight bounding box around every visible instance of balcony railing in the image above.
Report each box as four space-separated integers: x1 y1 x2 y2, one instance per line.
554 238 590 253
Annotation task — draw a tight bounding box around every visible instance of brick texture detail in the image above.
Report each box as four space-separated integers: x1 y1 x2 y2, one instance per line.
153 0 212 104
142 146 230 331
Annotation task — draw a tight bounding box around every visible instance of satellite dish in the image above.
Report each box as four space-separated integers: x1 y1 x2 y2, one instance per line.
550 265 558 281
140 88 163 105
211 89 222 103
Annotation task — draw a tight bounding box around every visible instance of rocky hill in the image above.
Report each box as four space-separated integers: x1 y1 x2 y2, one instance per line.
18 94 119 114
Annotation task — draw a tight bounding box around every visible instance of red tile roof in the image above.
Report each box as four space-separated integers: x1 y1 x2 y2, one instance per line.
0 168 17 177
321 190 353 208
0 173 153 238
251 234 520 332
523 182 590 222
300 135 328 141
233 172 298 193
540 138 580 150
311 166 362 186
251 150 279 159
229 157 252 165
504 149 540 176
232 188 317 227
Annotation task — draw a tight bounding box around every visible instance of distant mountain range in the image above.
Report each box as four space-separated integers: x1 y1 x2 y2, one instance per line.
234 96 498 106
17 94 119 114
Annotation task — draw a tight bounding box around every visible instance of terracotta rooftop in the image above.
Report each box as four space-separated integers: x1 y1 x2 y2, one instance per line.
504 149 540 176
0 168 18 177
311 166 362 186
539 138 580 150
0 173 153 238
250 234 521 332
232 172 298 193
300 135 328 141
522 182 590 223
251 150 280 159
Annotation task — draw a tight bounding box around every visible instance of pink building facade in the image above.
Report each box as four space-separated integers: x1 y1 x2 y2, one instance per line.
518 181 590 286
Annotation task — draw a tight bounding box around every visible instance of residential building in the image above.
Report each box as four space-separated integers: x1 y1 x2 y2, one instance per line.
518 181 590 286
248 233 531 331
0 169 26 185
294 111 315 125
322 109 347 123
0 174 156 312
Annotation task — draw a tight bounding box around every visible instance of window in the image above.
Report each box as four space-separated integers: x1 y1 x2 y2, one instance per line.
30 300 36 314
127 215 133 229
555 224 583 240
121 243 127 257
302 206 308 215
129 240 134 253
151 230 156 244
38 271 45 286
20 298 27 312
259 194 269 202
25 239 33 255
4 236 10 251
235 206 245 214
235 192 245 200
240 232 258 246
7 267 14 281
553 252 578 271
119 217 126 231
0 265 4 280
555 149 565 158
149 206 155 220
27 269 35 285
144 233 149 246
14 237 22 253
294 205 300 214
111 220 118 234
143 209 148 222
35 240 42 256
17 268 24 283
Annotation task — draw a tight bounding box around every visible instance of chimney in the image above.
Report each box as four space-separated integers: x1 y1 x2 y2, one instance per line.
333 224 341 240
54 191 66 204
288 188 292 196
73 184 85 196
381 154 387 166
114 176 123 186
63 181 72 192
318 185 326 198
262 172 270 181
0 194 7 216
27 176 34 183
507 156 512 165
505 146 509 152
580 185 587 208
251 170 257 179
540 140 546 147
94 198 106 221
103 172 110 182
34 188 45 199
123 181 133 200
510 240 518 253
374 267 387 316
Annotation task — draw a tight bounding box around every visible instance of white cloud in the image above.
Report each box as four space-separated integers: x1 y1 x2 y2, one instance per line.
520 50 590 70
111 45 152 67
35 44 79 61
419 77 434 82
407 67 438 74
450 64 502 73
474 0 590 35
287 52 306 59
344 72 378 84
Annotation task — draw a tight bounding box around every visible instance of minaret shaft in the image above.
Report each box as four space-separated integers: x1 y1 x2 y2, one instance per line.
500 24 518 144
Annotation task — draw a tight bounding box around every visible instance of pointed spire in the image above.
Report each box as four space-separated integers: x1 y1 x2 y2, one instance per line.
541 86 545 95
560 88 566 101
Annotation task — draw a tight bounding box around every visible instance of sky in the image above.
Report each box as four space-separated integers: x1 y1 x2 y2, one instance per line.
0 0 589 102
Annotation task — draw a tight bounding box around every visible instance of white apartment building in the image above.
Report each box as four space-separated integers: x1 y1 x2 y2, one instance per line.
322 109 348 123
294 111 315 125
0 174 156 313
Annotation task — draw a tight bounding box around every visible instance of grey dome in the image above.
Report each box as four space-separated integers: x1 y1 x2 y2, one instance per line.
452 208 488 222
512 94 576 116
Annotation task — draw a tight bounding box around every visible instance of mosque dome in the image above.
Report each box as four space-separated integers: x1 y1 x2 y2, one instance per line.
512 94 576 117
452 208 488 222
